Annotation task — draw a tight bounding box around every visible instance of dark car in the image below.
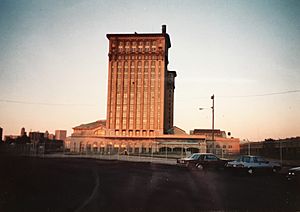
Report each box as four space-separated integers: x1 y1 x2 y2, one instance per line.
177 153 228 170
287 167 300 183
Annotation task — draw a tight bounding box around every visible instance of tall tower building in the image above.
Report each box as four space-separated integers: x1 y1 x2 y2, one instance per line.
106 25 176 136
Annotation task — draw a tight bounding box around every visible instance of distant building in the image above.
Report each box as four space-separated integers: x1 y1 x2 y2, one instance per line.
206 138 240 156
4 135 19 142
190 129 239 155
20 127 26 137
190 129 227 138
240 137 300 160
55 130 67 141
48 134 55 140
44 131 49 139
0 127 3 142
29 132 45 143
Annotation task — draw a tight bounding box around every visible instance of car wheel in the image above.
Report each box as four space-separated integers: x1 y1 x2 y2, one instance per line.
272 166 280 173
248 168 254 175
196 164 204 170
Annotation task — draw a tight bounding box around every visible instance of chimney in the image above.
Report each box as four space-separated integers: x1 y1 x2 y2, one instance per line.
162 25 166 34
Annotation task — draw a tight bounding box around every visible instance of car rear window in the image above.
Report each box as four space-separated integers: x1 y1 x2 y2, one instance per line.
242 156 251 163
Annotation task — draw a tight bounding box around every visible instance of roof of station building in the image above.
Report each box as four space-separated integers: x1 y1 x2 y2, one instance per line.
106 33 171 48
73 120 106 130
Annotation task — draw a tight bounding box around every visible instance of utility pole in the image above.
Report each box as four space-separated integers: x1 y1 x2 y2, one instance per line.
211 94 215 153
247 139 250 155
165 143 168 159
199 94 215 154
280 140 282 165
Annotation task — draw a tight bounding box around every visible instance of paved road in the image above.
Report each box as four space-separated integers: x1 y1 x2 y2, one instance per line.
0 155 299 211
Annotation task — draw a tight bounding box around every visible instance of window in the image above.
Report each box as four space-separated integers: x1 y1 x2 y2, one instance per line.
151 61 155 67
132 46 136 52
205 155 218 161
152 41 156 51
130 62 135 69
242 156 251 163
118 42 123 52
138 41 143 52
125 42 130 52
254 157 267 163
190 154 200 160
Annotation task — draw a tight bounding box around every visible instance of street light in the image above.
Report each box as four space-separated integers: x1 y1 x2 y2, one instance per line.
247 139 250 156
211 94 215 142
199 94 215 153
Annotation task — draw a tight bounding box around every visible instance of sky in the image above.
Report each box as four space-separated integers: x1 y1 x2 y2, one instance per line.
0 0 299 141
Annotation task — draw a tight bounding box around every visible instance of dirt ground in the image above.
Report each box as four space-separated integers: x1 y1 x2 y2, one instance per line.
0 154 299 211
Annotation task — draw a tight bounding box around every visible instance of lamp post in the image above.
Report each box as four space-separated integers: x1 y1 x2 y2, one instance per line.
199 94 215 153
211 95 215 143
280 140 282 165
247 139 250 156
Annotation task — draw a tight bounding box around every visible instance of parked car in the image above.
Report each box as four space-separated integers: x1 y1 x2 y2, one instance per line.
226 155 281 174
287 167 300 183
177 153 228 170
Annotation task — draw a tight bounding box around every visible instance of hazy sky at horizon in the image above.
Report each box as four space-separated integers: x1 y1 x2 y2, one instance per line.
0 0 299 141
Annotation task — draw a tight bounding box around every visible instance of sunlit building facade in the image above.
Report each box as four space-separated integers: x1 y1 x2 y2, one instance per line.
106 25 176 136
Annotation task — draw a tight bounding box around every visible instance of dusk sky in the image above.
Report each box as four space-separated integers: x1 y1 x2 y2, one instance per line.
0 0 299 141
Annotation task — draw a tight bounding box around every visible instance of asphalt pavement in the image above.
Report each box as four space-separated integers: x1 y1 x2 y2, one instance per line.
0 155 299 211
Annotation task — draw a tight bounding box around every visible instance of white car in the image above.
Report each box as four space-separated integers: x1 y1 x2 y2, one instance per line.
287 167 300 183
226 155 281 174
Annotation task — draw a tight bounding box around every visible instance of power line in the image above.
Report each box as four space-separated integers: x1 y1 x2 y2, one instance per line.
1 90 299 106
218 89 300 98
0 99 96 106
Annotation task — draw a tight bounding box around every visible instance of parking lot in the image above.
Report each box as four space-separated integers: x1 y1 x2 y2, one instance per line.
0 154 299 211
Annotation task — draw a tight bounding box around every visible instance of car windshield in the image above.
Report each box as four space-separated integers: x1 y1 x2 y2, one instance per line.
189 154 200 160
